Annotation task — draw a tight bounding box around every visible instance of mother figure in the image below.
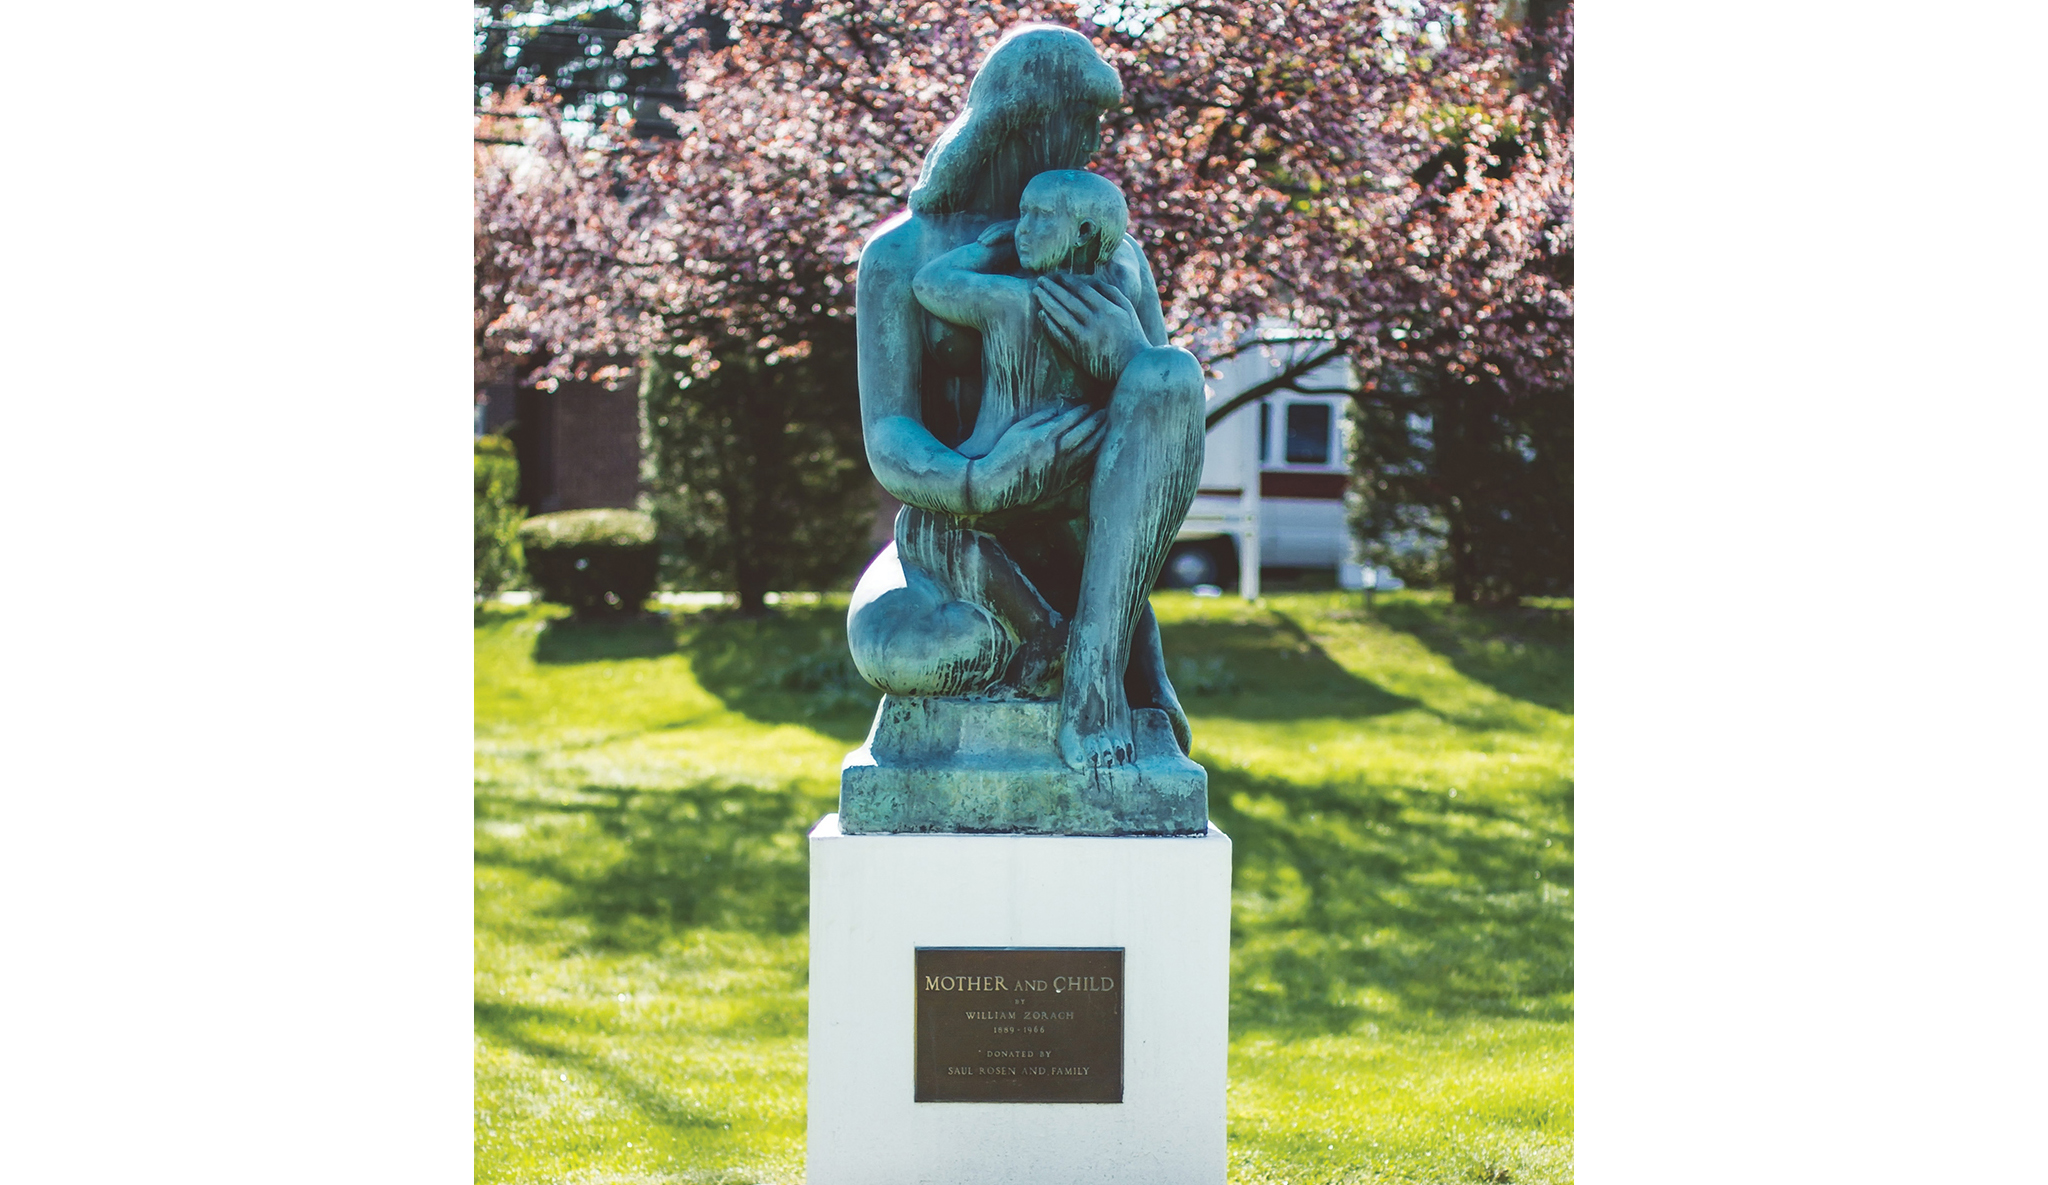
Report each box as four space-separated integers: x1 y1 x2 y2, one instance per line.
846 25 1206 771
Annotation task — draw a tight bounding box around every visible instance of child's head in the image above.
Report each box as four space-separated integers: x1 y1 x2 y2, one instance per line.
1015 169 1128 274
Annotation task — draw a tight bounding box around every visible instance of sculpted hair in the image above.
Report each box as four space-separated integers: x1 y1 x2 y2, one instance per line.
908 25 1124 219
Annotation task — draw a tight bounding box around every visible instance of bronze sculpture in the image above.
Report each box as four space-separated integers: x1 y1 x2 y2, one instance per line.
841 25 1208 834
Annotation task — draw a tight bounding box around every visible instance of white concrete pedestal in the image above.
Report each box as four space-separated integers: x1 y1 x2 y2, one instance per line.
807 814 1231 1185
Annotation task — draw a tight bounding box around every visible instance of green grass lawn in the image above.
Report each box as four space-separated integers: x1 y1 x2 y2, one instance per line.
476 590 1573 1184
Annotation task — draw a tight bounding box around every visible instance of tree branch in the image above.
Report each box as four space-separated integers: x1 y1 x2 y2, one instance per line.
1202 342 1345 429
1203 334 1340 366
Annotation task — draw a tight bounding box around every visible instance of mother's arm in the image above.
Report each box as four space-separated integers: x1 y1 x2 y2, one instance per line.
859 221 975 516
1112 234 1172 348
1032 236 1176 386
860 219 1104 517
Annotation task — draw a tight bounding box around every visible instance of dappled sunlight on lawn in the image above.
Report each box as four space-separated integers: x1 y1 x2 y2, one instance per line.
475 591 1572 1185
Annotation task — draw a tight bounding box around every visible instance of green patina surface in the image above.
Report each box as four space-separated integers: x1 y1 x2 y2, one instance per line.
837 695 1208 834
847 27 1209 775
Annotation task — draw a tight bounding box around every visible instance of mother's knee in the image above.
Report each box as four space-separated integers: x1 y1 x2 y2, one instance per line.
1131 344 1204 393
848 583 1011 697
1111 345 1205 435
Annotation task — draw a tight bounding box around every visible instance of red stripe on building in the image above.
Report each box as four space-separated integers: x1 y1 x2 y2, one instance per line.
1260 472 1347 500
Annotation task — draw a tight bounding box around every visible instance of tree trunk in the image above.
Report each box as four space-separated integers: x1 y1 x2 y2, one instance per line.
731 510 770 616
1451 510 1475 605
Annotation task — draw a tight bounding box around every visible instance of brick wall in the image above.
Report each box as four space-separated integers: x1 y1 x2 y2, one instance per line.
549 380 641 510
508 377 641 514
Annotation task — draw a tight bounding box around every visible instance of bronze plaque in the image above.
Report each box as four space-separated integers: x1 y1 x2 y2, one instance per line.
914 947 1124 1103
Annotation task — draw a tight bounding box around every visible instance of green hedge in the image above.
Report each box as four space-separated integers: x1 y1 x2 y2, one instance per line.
475 436 525 598
518 508 659 618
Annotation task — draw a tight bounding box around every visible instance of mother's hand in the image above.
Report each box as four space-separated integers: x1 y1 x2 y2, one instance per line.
1034 273 1149 385
966 403 1106 515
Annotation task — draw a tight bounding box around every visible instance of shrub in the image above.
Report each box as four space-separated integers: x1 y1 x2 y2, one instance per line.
518 508 659 618
475 435 525 598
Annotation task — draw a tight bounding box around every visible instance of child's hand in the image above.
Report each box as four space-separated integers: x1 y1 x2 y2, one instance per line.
977 219 1018 247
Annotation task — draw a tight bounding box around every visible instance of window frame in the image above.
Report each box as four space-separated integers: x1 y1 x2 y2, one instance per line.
1260 395 1345 472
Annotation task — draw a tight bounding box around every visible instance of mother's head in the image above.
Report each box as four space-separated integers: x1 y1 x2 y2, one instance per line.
908 25 1123 220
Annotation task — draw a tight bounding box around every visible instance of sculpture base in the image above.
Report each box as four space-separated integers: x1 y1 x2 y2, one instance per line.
807 815 1230 1185
838 695 1209 835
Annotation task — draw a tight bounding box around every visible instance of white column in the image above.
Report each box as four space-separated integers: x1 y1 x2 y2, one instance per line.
1239 399 1262 600
1337 522 1367 590
807 816 1232 1185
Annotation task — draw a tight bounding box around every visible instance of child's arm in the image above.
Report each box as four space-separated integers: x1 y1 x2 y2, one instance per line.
912 221 1031 331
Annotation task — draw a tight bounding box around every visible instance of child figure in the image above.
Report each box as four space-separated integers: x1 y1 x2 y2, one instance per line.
887 169 1134 698
914 168 1130 454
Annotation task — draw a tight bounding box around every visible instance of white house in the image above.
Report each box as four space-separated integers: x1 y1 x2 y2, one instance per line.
1171 331 1367 597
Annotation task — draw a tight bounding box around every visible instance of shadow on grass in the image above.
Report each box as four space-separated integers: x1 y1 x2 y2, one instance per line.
1210 762 1574 1037
673 600 1418 739
1156 610 1421 722
1370 598 1574 714
474 998 730 1129
532 614 680 664
475 779 827 947
679 606 879 746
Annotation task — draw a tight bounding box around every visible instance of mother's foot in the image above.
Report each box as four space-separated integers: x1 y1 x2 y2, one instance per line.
1124 603 1191 754
1057 661 1134 770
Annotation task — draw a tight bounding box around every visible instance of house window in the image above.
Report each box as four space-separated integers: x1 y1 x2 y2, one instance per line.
1284 402 1333 465
1258 400 1271 464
